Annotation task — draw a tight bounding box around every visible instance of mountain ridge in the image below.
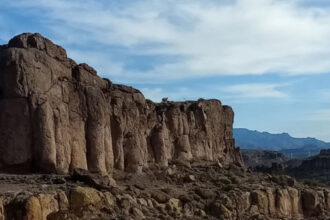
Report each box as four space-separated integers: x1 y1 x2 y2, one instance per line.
234 128 330 158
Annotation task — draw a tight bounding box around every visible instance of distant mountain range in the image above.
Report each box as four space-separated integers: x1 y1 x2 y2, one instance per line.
234 128 330 158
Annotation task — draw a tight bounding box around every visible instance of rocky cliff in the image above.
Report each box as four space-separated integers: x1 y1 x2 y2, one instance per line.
0 33 242 175
242 149 289 169
293 150 330 172
286 149 330 186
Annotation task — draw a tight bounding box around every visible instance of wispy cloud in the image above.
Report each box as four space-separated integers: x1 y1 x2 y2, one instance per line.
223 83 288 98
3 0 330 82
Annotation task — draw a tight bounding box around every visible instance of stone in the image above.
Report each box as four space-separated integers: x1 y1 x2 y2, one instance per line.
251 190 268 214
220 204 232 218
209 200 232 218
57 191 69 211
70 186 102 210
167 198 182 214
151 191 170 203
288 187 302 217
196 209 206 217
103 192 115 207
137 198 148 206
195 188 214 199
24 196 42 220
165 167 175 176
184 175 196 182
302 189 319 213
131 207 145 219
71 169 113 190
276 188 291 216
38 194 59 219
218 177 231 185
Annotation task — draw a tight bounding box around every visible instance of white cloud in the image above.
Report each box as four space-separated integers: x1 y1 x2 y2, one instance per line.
4 0 330 80
224 83 288 98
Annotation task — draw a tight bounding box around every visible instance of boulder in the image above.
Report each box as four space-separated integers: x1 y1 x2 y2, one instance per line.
70 187 102 210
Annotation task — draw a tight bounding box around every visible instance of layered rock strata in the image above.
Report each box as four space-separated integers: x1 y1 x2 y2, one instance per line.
0 33 242 174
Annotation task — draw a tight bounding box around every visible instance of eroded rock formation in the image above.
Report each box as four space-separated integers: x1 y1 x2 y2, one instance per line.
0 33 242 174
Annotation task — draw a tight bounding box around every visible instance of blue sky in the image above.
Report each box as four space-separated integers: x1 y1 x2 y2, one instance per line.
1 0 330 141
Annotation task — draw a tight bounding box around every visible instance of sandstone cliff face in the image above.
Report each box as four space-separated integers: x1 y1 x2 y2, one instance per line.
0 33 242 174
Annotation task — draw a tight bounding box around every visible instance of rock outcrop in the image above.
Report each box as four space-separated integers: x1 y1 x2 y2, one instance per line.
285 149 330 186
298 149 330 171
241 149 289 169
0 33 242 175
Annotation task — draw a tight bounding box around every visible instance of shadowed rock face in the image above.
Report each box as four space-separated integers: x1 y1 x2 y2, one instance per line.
0 33 243 174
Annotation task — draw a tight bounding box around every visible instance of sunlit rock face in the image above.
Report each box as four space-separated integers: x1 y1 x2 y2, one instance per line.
0 33 243 174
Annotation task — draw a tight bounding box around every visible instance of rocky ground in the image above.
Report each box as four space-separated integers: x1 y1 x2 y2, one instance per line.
0 161 330 219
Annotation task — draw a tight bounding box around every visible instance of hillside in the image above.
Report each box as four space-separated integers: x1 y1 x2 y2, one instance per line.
241 149 289 169
234 128 330 158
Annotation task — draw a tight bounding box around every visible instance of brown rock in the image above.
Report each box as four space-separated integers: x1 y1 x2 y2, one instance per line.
288 187 303 217
184 174 196 182
276 188 291 216
0 33 243 175
38 194 59 220
152 191 170 203
131 207 145 219
24 196 42 220
209 200 232 218
70 186 102 210
302 189 319 214
103 192 116 207
251 190 268 214
167 198 182 214
57 191 69 211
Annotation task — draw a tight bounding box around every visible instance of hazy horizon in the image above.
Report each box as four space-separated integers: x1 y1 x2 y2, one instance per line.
1 0 329 141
